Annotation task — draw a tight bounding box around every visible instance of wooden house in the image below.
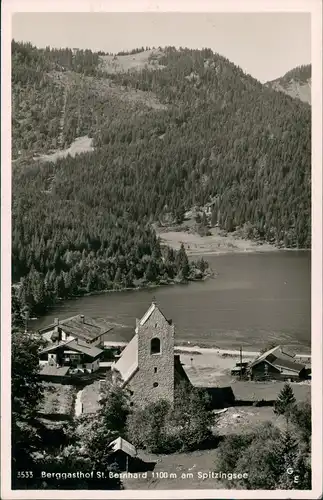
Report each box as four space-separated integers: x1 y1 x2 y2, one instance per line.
249 345 307 381
39 338 104 375
39 314 114 348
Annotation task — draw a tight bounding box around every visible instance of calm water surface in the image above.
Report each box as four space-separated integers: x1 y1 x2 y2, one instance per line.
33 252 311 353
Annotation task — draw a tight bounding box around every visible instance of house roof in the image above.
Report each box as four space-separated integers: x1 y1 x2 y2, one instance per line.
40 365 70 377
110 437 137 458
40 339 103 359
174 354 191 384
67 339 103 358
250 348 305 374
40 340 72 354
39 315 114 341
113 334 138 385
271 358 305 373
250 345 296 368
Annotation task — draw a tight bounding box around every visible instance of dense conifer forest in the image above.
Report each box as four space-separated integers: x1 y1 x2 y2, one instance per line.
11 41 311 319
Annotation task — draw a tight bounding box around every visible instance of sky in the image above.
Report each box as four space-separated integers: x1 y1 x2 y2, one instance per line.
12 12 311 82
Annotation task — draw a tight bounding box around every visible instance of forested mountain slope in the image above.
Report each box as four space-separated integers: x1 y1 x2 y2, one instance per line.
12 42 311 317
266 64 311 104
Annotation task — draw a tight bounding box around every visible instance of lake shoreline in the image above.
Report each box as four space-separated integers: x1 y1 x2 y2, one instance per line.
174 344 311 359
29 268 216 320
103 341 311 359
156 226 310 257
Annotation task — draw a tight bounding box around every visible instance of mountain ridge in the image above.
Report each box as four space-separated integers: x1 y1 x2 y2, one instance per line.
266 64 311 104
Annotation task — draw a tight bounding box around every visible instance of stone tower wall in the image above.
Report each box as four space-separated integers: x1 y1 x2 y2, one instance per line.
129 307 175 407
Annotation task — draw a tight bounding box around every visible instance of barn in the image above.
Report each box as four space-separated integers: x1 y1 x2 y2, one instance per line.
249 345 307 381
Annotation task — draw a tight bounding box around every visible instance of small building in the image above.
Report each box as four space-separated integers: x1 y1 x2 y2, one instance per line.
111 301 190 408
109 437 137 471
39 314 114 347
39 338 104 375
249 345 307 381
231 361 249 377
108 437 155 472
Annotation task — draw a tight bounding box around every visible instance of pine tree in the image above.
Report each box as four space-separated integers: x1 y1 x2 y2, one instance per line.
211 206 218 226
114 267 122 283
145 260 157 283
274 383 296 416
176 243 190 280
201 211 208 227
195 212 202 224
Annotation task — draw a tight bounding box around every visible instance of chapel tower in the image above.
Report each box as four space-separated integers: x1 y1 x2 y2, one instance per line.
135 300 175 406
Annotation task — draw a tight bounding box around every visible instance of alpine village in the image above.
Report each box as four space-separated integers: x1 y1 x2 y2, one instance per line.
11 41 311 491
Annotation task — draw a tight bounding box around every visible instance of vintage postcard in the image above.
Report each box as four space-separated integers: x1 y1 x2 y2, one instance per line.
1 0 322 499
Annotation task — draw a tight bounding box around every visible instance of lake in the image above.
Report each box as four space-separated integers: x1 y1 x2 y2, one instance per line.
33 252 311 353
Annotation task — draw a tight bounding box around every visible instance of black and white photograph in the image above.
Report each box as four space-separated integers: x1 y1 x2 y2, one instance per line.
1 1 322 499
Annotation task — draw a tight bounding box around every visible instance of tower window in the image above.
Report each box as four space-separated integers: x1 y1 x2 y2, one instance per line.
151 337 161 355
154 367 157 373
153 382 159 388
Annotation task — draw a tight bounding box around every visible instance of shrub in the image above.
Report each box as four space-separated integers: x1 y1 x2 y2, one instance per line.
289 401 311 446
98 382 130 436
126 400 171 453
216 432 255 471
169 383 215 451
126 383 215 453
216 421 311 490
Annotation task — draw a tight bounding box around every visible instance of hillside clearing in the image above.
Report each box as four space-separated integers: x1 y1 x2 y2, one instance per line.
99 49 165 74
34 136 94 163
157 226 279 256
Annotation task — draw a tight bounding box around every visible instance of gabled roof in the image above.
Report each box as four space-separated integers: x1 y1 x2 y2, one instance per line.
250 345 305 374
174 354 191 385
139 302 157 326
135 301 170 333
40 339 103 359
40 339 72 354
113 334 138 386
39 315 114 341
67 339 103 359
250 345 295 368
271 358 305 373
110 437 137 458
